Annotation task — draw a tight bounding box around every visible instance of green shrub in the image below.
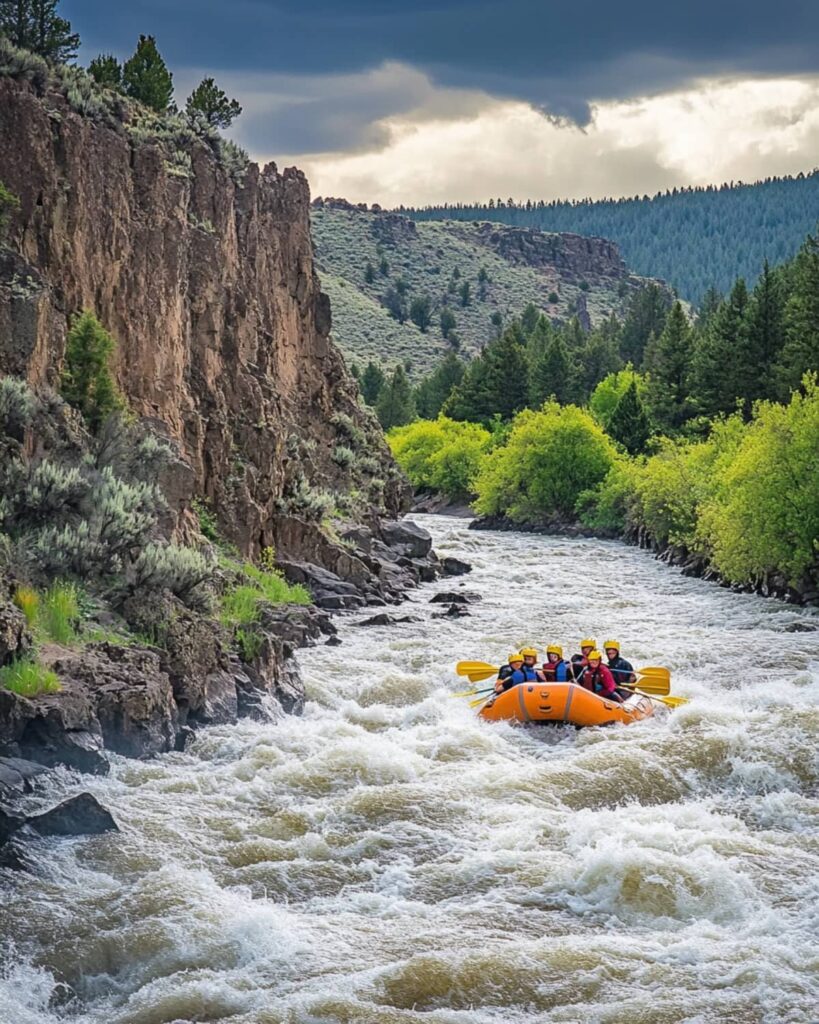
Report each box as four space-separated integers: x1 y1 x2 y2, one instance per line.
220 585 260 625
193 498 220 542
0 178 20 237
40 581 79 644
332 444 356 469
220 562 310 626
131 543 215 609
0 377 36 438
243 562 310 605
0 659 61 697
388 416 492 500
473 402 618 521
235 627 264 662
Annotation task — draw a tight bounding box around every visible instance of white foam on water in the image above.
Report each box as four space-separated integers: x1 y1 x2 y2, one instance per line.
1 515 817 1023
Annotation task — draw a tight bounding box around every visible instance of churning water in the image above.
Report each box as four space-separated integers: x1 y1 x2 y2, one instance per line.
1 515 818 1024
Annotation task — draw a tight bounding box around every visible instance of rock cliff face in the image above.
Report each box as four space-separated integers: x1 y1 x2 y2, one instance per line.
0 75 406 554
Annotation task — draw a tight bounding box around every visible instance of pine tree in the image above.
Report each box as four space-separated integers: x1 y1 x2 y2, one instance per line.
376 365 416 430
360 361 385 405
459 281 471 307
122 35 174 113
414 353 465 418
440 307 456 339
186 77 242 128
445 326 528 422
777 234 819 398
520 302 540 334
690 279 750 417
529 334 573 406
60 310 124 432
620 283 671 367
382 285 407 323
409 294 432 332
744 260 785 403
644 301 694 431
576 317 622 400
88 53 122 88
607 379 651 453
364 260 375 284
0 0 79 62
697 285 722 325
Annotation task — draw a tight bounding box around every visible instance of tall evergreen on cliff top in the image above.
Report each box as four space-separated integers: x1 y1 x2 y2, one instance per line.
777 233 819 398
122 35 174 113
691 279 751 419
0 0 79 62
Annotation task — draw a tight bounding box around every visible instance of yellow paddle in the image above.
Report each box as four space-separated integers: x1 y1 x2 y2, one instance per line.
455 660 672 695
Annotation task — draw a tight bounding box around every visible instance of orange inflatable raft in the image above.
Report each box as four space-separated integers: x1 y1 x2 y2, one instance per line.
478 681 655 727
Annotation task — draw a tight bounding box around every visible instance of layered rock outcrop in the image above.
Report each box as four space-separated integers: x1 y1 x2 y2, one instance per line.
0 74 407 554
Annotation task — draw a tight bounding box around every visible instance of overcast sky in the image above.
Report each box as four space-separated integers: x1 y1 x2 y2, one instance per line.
65 0 819 205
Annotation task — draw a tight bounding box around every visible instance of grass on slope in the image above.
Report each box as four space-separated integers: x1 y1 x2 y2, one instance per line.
312 206 640 376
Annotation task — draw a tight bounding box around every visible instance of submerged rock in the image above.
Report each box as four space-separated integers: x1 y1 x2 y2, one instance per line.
432 603 472 619
27 793 118 837
430 591 482 605
440 557 472 577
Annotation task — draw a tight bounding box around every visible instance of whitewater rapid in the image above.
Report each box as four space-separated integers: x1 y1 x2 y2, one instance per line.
1 515 818 1024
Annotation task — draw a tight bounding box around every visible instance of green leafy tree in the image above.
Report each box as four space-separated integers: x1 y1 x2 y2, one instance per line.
0 0 79 62
409 293 433 333
376 365 416 430
414 353 465 419
88 53 122 88
446 325 529 422
122 35 174 113
360 361 385 405
186 77 242 128
644 301 695 431
388 416 491 500
473 403 618 522
440 306 457 339
777 234 819 399
607 379 652 454
60 310 124 432
691 279 750 418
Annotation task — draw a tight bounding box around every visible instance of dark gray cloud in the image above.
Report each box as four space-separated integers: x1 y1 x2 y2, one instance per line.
65 0 819 152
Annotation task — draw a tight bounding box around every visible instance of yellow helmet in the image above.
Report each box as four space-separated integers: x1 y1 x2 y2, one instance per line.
508 652 523 664
546 644 563 657
580 638 596 649
604 639 620 652
588 650 603 662
520 646 538 658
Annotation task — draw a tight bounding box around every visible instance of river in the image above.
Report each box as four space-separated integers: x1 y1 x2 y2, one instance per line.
1 515 818 1024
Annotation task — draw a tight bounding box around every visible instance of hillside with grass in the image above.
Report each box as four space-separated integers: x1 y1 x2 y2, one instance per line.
311 200 667 375
401 172 819 304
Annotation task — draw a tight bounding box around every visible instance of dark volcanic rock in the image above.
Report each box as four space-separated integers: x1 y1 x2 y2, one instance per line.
0 805 24 843
354 613 421 627
430 591 482 605
433 603 472 619
54 644 179 759
0 757 46 798
441 557 472 577
0 581 32 666
27 793 118 837
380 520 433 559
325 635 342 646
16 682 109 775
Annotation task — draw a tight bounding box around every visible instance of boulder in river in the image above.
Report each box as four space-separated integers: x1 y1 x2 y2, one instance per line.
354 613 421 627
432 603 472 619
430 591 482 605
379 520 433 560
440 557 472 577
27 793 118 837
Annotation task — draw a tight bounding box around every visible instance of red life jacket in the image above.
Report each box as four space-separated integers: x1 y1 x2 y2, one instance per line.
584 664 617 696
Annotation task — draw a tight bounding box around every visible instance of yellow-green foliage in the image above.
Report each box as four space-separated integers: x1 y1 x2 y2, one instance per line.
696 377 819 585
581 376 818 586
473 402 618 521
589 366 648 428
388 416 492 499
220 562 310 626
40 581 80 644
13 581 79 643
0 659 61 697
13 585 39 627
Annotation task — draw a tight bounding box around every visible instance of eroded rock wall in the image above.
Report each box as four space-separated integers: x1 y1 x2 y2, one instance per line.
0 76 407 553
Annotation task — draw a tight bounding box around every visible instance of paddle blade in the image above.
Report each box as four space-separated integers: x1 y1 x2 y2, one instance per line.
456 660 498 677
452 686 495 698
465 668 498 683
656 695 689 707
633 666 671 695
469 694 494 709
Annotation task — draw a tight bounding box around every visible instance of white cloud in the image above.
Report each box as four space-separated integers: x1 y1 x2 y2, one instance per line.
251 70 819 206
